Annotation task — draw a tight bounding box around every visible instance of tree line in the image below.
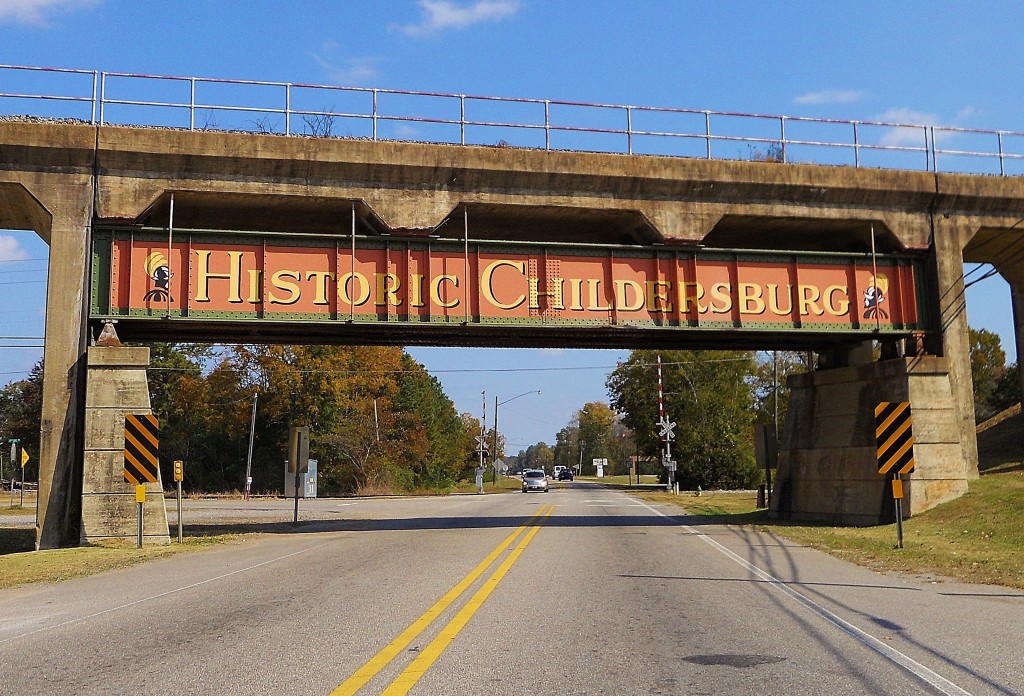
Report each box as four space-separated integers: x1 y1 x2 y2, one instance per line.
1 331 1020 492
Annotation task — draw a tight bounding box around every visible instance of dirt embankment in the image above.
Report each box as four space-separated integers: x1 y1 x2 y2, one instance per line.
976 403 1022 471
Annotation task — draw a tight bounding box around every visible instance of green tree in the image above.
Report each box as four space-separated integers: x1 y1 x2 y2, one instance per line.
990 362 1022 414
577 401 616 475
0 359 43 483
606 350 760 489
395 353 468 490
969 327 1008 422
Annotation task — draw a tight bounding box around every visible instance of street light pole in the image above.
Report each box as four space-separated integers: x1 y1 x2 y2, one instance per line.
493 390 541 483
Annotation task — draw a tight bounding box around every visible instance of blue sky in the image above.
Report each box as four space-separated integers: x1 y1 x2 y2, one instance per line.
1 0 1021 450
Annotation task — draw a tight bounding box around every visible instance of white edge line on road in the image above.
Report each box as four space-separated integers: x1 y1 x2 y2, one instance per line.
0 539 334 645
632 497 972 696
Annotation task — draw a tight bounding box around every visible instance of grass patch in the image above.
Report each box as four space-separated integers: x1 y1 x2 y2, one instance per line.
0 532 243 590
632 469 1024 590
449 475 523 495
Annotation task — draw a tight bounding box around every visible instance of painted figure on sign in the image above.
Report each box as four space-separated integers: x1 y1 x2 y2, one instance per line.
143 251 173 302
863 273 888 320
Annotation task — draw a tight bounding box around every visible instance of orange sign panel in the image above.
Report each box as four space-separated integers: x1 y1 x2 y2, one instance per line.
99 234 920 332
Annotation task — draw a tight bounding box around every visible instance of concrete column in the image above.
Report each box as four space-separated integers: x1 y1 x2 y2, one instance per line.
1012 284 1024 403
81 347 169 544
929 216 980 479
36 209 94 549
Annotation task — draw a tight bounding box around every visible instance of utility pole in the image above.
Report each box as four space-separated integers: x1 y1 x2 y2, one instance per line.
244 391 257 500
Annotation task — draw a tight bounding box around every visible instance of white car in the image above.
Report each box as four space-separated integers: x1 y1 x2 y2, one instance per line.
521 469 549 493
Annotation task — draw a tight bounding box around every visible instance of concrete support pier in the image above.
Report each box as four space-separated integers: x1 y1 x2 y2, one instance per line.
81 347 169 545
771 357 969 525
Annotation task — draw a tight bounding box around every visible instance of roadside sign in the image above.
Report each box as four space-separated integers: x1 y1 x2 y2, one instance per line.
20 449 29 468
123 413 160 484
874 401 915 475
173 460 184 482
288 426 310 474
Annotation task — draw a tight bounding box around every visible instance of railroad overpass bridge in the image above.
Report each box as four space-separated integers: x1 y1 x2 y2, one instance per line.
3 106 1024 548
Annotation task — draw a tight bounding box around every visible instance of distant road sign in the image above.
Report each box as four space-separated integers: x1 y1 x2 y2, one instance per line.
20 449 29 468
173 460 183 482
124 413 160 484
875 401 915 475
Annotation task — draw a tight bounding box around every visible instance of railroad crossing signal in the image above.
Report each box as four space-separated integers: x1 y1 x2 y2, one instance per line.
658 417 676 441
874 401 915 476
123 413 160 484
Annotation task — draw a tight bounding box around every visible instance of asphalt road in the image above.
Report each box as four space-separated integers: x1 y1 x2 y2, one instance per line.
1 483 1022 695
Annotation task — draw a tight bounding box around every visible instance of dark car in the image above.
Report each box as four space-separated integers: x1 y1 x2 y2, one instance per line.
557 468 574 481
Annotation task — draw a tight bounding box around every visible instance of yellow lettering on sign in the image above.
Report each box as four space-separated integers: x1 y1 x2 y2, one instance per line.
587 280 614 311
529 277 565 310
306 271 336 306
799 285 823 316
568 279 585 311
679 282 705 314
431 275 459 308
482 260 527 310
824 285 850 316
375 273 402 307
339 272 371 306
710 282 732 314
738 283 765 315
195 250 243 303
269 270 301 305
410 274 426 308
613 279 644 311
645 280 673 313
766 284 793 316
247 269 262 304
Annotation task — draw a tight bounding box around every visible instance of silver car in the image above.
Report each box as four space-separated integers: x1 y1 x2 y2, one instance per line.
521 469 549 493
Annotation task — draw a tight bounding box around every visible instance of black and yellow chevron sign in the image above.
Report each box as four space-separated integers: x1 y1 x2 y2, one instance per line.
874 401 915 475
124 413 160 484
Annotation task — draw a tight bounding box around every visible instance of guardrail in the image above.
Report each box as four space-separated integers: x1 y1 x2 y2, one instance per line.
3 64 1024 176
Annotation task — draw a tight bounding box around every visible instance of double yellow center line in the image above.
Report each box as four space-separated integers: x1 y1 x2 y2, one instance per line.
332 504 554 695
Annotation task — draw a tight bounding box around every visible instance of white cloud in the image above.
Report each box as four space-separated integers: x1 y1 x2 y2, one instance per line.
397 0 521 36
0 0 97 26
875 107 943 146
310 52 380 85
793 89 864 106
0 235 30 261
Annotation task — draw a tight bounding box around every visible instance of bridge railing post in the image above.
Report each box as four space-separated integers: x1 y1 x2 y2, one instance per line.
285 83 291 136
98 72 106 125
544 100 551 150
927 125 934 172
460 94 466 145
779 115 787 163
90 71 98 125
372 89 379 141
189 77 196 131
704 111 712 159
853 121 861 168
626 106 633 155
998 131 1005 176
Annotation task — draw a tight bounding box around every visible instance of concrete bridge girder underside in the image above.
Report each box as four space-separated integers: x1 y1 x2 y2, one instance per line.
3 121 1024 547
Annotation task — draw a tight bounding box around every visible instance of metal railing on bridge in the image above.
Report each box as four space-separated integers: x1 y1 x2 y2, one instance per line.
3 64 1024 176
